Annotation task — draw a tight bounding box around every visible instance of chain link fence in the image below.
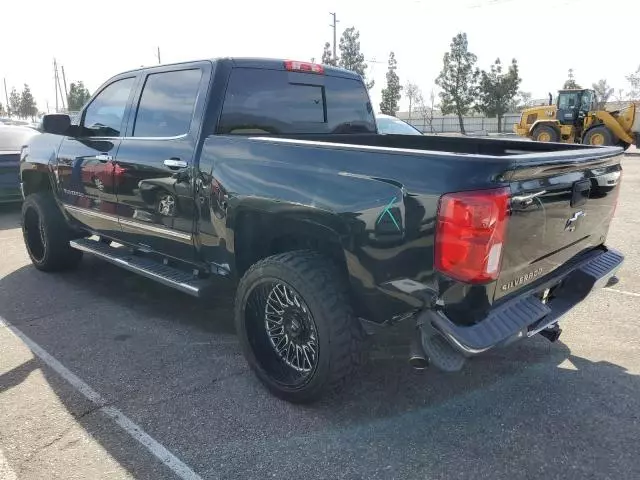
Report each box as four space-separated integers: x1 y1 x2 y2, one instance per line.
398 113 522 134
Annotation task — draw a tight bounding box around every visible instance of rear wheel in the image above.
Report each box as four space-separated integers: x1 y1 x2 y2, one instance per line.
235 250 363 403
583 126 615 146
22 192 83 271
532 125 559 142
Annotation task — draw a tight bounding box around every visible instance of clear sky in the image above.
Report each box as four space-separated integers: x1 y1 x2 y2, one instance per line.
1 0 638 114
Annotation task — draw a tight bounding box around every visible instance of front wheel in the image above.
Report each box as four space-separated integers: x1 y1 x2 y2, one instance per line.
532 124 559 142
22 192 83 272
235 251 363 403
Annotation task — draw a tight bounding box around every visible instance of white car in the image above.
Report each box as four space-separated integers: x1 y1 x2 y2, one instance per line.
376 113 423 135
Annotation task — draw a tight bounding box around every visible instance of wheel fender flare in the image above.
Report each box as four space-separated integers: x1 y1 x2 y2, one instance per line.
529 120 560 136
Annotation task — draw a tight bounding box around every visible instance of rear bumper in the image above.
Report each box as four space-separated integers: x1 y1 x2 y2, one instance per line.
424 247 624 355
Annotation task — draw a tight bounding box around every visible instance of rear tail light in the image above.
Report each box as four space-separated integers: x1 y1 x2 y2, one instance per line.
435 187 511 283
284 60 324 74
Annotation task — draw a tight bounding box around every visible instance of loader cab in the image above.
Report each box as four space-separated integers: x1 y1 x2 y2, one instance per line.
556 89 595 125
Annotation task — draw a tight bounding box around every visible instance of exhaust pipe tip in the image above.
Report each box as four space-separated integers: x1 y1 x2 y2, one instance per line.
409 354 429 370
409 333 429 370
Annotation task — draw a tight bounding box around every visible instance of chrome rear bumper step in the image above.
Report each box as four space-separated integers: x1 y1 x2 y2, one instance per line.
70 238 209 297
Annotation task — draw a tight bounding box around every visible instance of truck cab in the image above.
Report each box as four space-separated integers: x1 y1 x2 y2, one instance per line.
556 89 596 126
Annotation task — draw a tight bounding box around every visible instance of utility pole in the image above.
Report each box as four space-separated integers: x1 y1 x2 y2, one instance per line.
54 59 66 111
329 12 338 61
157 47 161 65
3 78 9 117
54 59 59 113
61 65 69 105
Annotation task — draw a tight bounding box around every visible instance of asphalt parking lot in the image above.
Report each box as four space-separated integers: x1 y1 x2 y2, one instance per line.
1 157 639 480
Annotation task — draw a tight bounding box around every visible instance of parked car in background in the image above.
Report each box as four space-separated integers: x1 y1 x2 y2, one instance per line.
0 125 39 203
376 113 423 135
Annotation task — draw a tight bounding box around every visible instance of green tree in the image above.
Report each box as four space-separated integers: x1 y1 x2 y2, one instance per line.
404 82 421 121
8 88 21 118
8 87 21 118
0 102 5 116
592 79 614 110
436 33 478 134
321 42 337 66
417 89 437 133
338 27 374 89
19 84 37 120
476 58 521 132
508 90 532 112
625 66 639 100
67 81 91 111
563 68 581 89
379 52 402 115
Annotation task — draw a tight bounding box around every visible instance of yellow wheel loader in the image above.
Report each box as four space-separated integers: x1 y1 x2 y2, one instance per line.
514 89 639 147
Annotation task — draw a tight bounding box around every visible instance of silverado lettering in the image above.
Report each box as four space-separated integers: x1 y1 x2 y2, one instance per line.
501 268 544 292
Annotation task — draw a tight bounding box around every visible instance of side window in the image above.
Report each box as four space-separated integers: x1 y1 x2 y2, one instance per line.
82 77 135 137
132 69 202 137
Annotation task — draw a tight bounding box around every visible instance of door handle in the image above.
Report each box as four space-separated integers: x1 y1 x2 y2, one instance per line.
96 154 113 162
164 158 188 169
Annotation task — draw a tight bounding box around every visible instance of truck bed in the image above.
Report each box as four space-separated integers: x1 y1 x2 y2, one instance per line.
254 132 622 158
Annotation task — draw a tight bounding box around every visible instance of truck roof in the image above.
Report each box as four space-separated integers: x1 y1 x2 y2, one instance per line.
117 57 362 80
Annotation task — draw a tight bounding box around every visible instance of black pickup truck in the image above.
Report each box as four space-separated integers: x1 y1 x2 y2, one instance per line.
20 58 624 402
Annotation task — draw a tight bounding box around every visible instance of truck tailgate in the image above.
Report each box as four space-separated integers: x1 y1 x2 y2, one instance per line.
495 147 623 301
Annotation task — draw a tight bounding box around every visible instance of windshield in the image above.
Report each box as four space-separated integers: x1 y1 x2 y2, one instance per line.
376 116 422 135
581 90 594 111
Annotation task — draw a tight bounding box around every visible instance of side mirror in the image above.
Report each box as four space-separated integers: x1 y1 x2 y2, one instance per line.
42 114 71 136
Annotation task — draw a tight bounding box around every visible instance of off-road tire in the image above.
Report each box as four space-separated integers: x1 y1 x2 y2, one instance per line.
583 126 615 146
532 124 560 142
235 250 364 403
21 192 83 272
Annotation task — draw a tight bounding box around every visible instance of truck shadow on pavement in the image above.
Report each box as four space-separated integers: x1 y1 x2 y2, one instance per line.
1 260 639 479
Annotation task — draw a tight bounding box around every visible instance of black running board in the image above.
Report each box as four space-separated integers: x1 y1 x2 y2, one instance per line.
70 238 210 297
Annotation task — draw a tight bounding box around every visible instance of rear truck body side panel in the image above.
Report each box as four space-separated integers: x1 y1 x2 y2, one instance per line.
195 133 623 326
195 135 515 323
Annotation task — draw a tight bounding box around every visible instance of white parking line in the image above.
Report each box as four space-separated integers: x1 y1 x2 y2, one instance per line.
0 448 18 480
0 317 203 480
604 288 640 298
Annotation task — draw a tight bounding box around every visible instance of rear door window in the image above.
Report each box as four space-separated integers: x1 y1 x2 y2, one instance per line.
217 68 375 134
132 69 202 137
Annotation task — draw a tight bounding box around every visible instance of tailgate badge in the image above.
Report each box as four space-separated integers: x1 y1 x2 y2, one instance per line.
500 267 543 292
565 210 586 232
